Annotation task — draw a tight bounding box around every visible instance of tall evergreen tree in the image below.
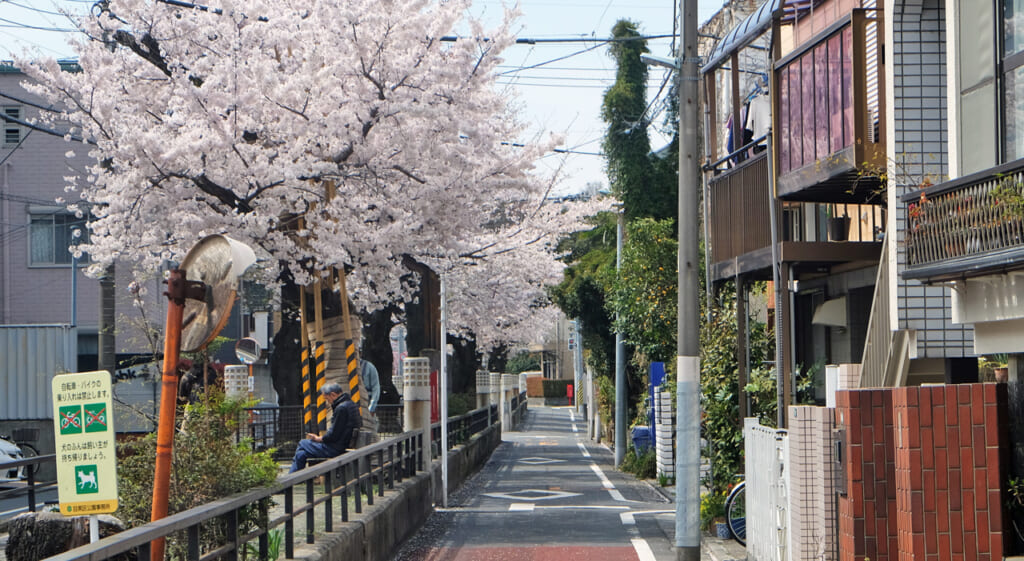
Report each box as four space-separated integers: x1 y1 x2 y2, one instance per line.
601 20 676 221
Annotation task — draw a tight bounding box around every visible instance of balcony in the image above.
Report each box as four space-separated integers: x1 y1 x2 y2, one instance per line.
902 159 1024 282
707 151 884 282
774 9 884 202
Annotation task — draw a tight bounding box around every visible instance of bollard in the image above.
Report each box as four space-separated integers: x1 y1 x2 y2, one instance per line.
403 357 432 470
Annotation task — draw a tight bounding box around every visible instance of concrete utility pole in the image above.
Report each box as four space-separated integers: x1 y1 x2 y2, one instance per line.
675 0 701 558
614 209 627 467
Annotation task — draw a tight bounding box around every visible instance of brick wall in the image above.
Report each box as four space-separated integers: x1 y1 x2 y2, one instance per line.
837 389 898 561
836 384 1009 561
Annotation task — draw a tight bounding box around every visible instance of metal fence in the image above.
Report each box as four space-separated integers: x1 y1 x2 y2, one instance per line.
2 392 527 561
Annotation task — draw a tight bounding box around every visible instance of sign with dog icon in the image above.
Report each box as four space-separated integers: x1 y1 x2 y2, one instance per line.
52 371 118 515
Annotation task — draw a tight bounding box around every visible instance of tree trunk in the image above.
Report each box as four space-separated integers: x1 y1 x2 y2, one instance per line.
270 278 302 407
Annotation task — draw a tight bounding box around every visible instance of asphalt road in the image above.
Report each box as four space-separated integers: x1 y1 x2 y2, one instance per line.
0 484 57 523
394 406 677 561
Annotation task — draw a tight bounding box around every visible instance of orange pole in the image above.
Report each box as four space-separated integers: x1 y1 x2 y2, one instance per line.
150 270 188 561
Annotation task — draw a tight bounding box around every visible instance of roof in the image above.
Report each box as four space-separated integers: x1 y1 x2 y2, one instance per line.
0 59 81 74
701 0 783 73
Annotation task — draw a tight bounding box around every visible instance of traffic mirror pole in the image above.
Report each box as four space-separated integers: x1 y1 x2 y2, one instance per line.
151 270 205 561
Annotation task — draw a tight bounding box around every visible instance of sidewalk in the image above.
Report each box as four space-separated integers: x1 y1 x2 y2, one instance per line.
647 480 747 561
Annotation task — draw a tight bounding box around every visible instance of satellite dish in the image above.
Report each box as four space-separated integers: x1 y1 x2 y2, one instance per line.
235 337 262 365
179 235 257 352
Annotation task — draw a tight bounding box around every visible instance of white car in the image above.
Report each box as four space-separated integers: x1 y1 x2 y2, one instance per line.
0 437 27 482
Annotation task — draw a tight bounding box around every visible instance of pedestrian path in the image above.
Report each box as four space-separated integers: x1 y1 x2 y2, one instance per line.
393 406 747 561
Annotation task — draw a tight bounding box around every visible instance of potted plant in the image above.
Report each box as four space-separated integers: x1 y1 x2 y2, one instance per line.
699 490 728 537
827 205 850 241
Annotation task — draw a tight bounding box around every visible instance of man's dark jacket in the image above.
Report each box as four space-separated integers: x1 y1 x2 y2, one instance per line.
323 392 360 452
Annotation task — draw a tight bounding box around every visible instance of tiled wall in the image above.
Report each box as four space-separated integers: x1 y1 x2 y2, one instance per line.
836 385 1009 561
889 0 974 358
789 406 840 561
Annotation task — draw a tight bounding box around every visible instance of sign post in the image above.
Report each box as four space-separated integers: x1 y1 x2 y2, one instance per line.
52 370 118 542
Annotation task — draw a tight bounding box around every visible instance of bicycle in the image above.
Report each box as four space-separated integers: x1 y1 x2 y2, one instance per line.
724 480 746 546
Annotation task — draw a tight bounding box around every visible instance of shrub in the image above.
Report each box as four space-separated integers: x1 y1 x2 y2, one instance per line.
620 446 656 479
447 392 474 416
699 490 727 532
116 390 279 557
542 379 572 398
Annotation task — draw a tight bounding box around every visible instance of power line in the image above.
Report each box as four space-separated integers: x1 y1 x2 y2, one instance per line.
1 1 70 17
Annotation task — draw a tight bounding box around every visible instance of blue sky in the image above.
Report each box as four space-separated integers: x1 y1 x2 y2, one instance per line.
0 0 727 194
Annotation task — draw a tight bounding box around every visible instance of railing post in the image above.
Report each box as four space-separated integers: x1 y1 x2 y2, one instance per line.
284 487 294 558
403 357 432 470
324 468 333 533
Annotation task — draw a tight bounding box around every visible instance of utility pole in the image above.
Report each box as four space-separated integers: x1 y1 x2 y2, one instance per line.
614 209 626 467
675 0 701 558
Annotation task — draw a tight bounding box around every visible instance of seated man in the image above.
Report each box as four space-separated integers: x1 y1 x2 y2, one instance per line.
288 383 360 473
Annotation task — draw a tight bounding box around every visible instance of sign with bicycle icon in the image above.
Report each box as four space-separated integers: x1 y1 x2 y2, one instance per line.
51 371 118 515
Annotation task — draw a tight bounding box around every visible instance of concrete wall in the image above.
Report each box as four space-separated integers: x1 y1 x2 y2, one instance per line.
290 423 502 561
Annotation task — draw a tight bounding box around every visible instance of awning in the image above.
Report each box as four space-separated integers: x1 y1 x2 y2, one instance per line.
701 0 783 74
812 297 848 327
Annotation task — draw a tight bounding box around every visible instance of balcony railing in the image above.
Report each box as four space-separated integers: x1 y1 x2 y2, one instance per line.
707 149 884 280
903 159 1024 281
774 9 884 201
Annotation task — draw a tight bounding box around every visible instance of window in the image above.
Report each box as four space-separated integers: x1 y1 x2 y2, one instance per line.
3 106 21 147
1005 0 1024 160
29 212 89 266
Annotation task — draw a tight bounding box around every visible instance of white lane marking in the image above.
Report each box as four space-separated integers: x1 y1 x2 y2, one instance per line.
570 410 576 422
590 463 627 502
509 503 535 512
590 463 614 488
620 511 669 561
572 423 579 433
630 538 657 561
577 442 591 458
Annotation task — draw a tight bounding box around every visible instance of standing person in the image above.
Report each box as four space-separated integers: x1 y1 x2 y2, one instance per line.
288 383 359 473
358 359 381 444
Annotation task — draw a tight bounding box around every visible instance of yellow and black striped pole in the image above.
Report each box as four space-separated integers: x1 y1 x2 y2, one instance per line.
314 341 327 433
346 338 360 413
301 346 314 434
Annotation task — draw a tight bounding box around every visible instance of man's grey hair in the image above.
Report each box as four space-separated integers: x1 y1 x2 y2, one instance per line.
320 383 345 396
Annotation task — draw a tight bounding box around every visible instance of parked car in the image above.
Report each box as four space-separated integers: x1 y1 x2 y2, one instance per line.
0 436 27 482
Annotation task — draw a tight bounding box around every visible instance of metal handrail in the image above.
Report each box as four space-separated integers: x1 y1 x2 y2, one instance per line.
43 432 423 561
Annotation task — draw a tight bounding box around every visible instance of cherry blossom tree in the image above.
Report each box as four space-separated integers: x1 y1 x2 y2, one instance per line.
21 0 610 350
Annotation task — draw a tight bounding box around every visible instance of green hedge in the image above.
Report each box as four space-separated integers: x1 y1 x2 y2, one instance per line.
542 379 572 398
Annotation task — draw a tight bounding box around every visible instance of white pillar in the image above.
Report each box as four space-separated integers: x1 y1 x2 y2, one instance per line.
403 357 432 469
476 370 491 410
501 373 515 429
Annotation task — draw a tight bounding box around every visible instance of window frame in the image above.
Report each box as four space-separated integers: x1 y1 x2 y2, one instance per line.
27 209 91 268
3 105 22 148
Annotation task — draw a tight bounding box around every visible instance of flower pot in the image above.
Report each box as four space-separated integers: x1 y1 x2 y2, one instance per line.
715 521 731 539
828 216 851 241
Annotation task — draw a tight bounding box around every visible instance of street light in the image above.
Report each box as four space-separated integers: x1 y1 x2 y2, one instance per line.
645 0 701 557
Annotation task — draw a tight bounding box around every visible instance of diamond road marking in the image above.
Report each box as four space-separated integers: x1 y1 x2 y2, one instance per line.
482 489 583 501
519 457 566 465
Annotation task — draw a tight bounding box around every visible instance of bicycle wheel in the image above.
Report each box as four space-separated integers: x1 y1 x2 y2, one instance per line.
18 443 38 480
725 480 746 546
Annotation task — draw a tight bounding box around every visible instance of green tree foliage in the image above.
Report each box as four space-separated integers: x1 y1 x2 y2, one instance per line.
505 351 540 374
699 284 775 494
550 212 618 379
116 391 279 557
601 20 677 222
608 218 678 363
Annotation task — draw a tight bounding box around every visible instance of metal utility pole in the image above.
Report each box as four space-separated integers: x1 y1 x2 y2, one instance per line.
675 0 701 558
614 209 627 467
